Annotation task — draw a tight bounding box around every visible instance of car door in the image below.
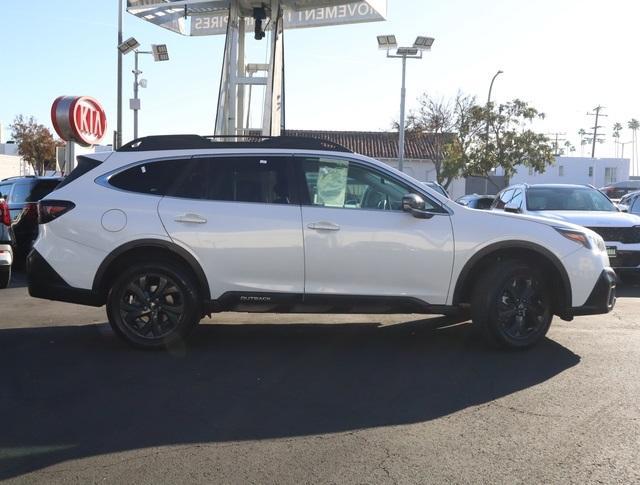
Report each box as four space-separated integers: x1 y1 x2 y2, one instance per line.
297 155 454 305
157 154 305 300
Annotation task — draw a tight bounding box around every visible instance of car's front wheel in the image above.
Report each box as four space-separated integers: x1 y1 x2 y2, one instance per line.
106 261 201 349
471 260 553 349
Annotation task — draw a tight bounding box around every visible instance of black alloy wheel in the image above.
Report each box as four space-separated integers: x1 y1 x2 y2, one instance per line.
471 260 553 349
107 262 201 349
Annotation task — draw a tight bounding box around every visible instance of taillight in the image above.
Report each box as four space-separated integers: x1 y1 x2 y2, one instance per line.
38 200 75 224
0 200 10 226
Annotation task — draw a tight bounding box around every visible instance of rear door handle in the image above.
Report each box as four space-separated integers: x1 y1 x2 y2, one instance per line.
307 221 340 231
174 213 207 224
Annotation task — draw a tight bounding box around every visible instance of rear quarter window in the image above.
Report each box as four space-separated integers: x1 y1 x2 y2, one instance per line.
109 159 190 195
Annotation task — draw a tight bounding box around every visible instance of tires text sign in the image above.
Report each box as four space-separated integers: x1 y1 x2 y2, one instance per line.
191 1 385 36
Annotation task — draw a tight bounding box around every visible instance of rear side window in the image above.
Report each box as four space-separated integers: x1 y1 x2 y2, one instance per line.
172 157 293 204
57 156 103 190
109 159 190 195
10 183 31 203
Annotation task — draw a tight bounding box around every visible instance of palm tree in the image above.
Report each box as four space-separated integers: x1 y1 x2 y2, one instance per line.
578 128 587 156
613 122 623 157
629 119 640 175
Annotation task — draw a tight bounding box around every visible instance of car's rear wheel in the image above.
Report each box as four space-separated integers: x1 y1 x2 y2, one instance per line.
106 261 201 349
0 266 10 289
471 260 552 349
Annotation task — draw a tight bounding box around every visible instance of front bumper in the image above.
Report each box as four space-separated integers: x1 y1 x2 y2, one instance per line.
27 249 103 306
569 268 617 316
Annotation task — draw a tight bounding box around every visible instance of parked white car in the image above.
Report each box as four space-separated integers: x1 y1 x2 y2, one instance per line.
491 183 640 273
28 136 616 349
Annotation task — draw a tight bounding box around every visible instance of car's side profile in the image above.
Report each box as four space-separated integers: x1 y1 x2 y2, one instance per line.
28 136 616 350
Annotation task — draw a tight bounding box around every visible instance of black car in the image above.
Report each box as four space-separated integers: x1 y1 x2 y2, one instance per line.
599 180 640 201
0 176 62 263
456 193 496 210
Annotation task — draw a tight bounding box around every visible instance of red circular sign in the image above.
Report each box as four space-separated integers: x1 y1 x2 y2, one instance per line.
51 96 107 147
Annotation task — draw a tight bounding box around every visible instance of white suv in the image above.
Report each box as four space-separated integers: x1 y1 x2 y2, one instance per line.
28 135 616 349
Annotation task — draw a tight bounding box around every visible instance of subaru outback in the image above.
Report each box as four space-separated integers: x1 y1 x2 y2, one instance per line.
27 135 616 349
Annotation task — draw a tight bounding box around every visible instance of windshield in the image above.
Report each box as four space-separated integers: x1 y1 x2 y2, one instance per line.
527 186 617 212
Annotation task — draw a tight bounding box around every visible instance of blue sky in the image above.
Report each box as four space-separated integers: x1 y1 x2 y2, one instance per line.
1 0 638 157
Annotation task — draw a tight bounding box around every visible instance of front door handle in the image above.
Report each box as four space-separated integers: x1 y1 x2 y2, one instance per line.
307 221 340 231
174 213 207 224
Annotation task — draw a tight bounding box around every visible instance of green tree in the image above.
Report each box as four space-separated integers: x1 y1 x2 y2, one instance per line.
403 94 553 188
10 115 61 175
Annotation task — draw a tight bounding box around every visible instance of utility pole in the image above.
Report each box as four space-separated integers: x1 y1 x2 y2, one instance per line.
587 106 607 158
546 132 567 156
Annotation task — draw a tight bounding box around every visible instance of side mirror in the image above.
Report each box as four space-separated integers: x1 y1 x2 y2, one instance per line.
504 202 521 214
402 193 432 219
618 204 629 213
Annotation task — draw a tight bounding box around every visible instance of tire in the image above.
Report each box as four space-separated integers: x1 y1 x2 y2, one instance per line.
471 260 553 349
106 261 201 349
0 266 10 289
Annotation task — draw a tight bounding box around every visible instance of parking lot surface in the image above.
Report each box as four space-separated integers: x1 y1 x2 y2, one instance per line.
1 271 640 484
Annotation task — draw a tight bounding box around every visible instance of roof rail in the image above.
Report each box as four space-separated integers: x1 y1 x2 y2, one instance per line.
117 134 352 153
1 175 36 181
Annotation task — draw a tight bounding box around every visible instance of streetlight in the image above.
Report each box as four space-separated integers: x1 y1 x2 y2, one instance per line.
128 42 170 140
484 70 503 194
377 35 434 173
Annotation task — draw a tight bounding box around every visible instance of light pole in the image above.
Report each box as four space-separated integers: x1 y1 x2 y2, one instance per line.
377 35 434 173
484 70 503 194
116 0 123 149
130 44 169 139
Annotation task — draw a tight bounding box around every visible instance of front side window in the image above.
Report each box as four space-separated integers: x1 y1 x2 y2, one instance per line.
510 189 523 208
493 189 514 209
300 157 436 212
630 197 640 215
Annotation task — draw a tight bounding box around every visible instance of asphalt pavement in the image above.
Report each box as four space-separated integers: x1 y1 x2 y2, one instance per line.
1 271 640 484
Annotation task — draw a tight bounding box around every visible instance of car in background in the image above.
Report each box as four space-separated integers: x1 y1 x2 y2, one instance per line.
0 176 63 264
617 190 640 214
0 198 14 288
599 180 640 201
422 181 449 198
492 183 640 273
456 194 496 210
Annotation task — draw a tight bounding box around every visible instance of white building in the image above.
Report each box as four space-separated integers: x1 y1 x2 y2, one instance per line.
503 156 630 188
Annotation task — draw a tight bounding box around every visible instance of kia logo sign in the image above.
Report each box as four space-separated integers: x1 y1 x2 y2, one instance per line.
51 96 107 147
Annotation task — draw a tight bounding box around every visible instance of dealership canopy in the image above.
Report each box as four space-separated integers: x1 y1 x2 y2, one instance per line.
127 0 387 137
127 0 386 35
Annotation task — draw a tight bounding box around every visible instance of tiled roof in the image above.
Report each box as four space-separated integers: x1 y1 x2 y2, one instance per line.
282 129 446 160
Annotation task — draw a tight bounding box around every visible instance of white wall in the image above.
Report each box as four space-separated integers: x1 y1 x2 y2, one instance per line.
0 143 18 156
0 154 34 180
505 156 630 187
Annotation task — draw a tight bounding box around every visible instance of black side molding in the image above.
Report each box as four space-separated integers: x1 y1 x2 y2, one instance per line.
27 249 104 306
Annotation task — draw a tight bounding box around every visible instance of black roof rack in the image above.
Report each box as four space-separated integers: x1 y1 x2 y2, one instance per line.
117 134 352 153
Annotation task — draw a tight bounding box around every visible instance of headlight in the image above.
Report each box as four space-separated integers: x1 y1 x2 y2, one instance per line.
554 227 592 249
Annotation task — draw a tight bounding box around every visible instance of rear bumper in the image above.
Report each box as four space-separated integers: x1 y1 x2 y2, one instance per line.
569 268 617 316
27 249 104 306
